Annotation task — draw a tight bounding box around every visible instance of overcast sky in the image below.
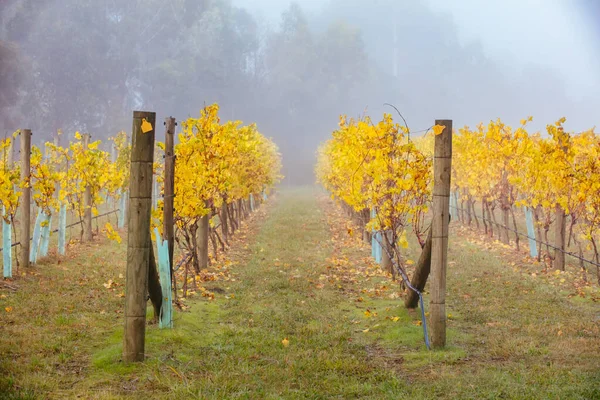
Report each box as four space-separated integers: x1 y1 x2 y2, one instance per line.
233 0 599 104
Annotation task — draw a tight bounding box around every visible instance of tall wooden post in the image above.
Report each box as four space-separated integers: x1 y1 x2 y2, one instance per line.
82 133 93 242
53 131 61 221
123 111 156 362
163 117 176 274
19 129 31 269
554 205 566 271
430 119 452 348
4 134 14 277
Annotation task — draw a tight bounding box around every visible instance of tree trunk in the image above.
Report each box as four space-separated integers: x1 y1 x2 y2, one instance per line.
147 243 163 323
466 199 472 226
189 223 200 274
228 203 237 234
209 228 218 262
490 205 500 239
567 214 576 247
485 201 494 238
381 230 395 280
237 199 243 225
481 200 488 235
534 206 543 262
197 214 209 270
221 203 229 244
553 205 566 271
471 200 479 229
590 238 600 285
501 206 510 244
405 229 432 308
510 206 520 251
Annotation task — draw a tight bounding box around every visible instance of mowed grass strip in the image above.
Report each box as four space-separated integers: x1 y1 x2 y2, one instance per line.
82 187 410 399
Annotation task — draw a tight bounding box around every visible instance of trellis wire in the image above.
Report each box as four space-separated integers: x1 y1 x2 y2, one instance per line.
449 204 600 269
0 209 120 252
373 233 431 350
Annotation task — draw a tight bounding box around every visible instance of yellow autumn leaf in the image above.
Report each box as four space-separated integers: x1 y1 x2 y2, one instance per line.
105 223 122 244
432 125 446 136
398 230 409 249
5 306 13 313
281 338 289 348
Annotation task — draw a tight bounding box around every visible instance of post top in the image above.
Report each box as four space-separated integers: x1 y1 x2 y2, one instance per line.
133 111 156 118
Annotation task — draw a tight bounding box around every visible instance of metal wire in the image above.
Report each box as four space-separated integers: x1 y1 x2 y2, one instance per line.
449 204 600 268
373 233 431 350
0 209 120 252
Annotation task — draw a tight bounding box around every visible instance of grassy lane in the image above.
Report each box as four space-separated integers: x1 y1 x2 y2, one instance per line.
82 187 411 398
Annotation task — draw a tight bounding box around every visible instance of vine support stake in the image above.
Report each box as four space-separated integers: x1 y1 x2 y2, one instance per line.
123 111 156 362
163 117 176 280
19 129 31 269
82 133 93 242
430 119 452 349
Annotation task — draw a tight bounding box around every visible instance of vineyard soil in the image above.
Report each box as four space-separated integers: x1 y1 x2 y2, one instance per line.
0 188 598 399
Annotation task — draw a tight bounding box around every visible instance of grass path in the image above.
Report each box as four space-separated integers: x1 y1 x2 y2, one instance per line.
86 188 412 398
1 187 599 399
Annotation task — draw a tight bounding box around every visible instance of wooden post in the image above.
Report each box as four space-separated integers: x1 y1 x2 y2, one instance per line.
554 205 566 271
123 111 156 362
361 208 371 244
19 129 31 269
4 138 13 276
53 132 64 256
430 119 452 348
82 133 93 242
163 117 176 280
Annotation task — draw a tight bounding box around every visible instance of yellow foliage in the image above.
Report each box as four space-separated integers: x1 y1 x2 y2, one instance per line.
316 113 432 245
104 222 122 244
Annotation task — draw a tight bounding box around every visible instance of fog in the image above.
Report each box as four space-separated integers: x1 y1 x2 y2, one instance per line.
1 0 598 184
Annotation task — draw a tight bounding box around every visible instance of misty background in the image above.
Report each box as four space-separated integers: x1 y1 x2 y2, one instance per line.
1 0 598 184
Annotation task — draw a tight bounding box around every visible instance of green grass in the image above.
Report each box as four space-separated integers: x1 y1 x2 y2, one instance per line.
0 187 599 399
